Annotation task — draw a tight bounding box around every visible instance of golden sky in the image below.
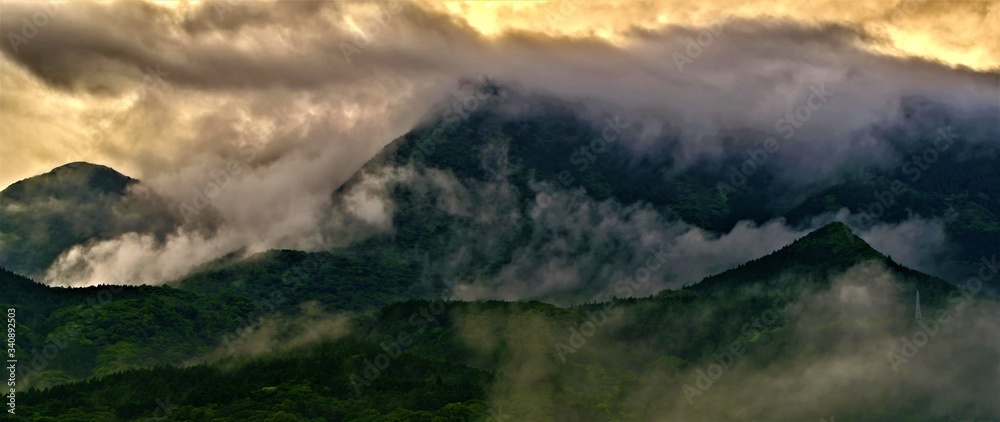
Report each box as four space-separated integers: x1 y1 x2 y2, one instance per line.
0 0 997 190
419 0 999 71
0 0 997 286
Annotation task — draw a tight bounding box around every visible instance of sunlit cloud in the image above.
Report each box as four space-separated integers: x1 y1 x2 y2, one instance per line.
0 0 996 286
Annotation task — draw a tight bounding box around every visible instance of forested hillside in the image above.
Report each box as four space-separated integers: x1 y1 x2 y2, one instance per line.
8 223 994 421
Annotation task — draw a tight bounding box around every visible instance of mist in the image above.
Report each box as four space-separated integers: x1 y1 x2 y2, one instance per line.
449 262 1000 420
0 0 993 289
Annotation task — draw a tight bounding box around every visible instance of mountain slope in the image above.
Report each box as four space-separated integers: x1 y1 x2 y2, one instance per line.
1 162 134 200
15 338 495 421
10 228 992 421
0 162 178 278
2 222 921 386
692 222 956 304
177 248 436 313
1 267 258 389
338 94 998 287
4 94 998 288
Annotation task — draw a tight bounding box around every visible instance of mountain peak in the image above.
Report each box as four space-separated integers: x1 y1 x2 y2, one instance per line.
807 220 851 235
781 221 883 263
2 161 134 201
0 162 142 276
47 161 132 183
688 220 957 313
691 221 887 294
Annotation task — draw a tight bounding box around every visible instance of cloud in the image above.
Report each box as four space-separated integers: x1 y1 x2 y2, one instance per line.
452 262 1000 420
653 263 1000 420
191 301 352 366
346 163 960 303
0 0 993 287
445 181 811 302
858 217 954 275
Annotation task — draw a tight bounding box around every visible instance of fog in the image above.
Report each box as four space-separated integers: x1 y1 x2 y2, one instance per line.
0 1 993 291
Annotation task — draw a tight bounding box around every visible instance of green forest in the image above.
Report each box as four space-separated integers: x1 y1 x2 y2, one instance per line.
5 222 995 421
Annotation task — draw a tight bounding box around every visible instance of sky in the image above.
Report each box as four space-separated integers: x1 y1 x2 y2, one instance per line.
0 0 997 288
2 4 997 416
1 0 997 189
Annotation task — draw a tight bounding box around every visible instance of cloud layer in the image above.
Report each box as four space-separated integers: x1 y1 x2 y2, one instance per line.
0 0 995 289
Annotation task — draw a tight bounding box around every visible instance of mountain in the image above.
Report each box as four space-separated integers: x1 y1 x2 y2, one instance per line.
0 162 178 278
1 267 257 389
177 248 436 313
7 223 980 418
782 98 1000 257
10 222 995 420
15 338 496 421
1 96 995 419
333 95 998 293
693 222 956 305
172 221 957 326
1 162 134 200
3 95 997 289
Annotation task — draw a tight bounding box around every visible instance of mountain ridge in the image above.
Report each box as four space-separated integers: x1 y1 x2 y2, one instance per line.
0 162 179 278
1 161 134 201
4 94 998 288
690 221 956 311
